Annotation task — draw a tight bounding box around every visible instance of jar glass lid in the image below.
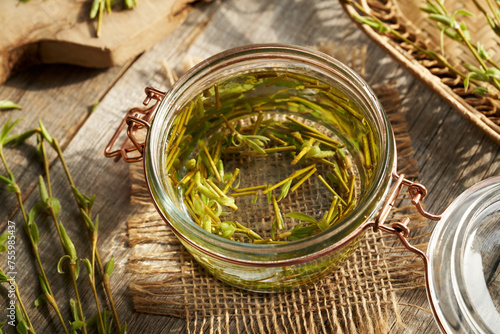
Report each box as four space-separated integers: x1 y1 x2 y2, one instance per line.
427 176 500 333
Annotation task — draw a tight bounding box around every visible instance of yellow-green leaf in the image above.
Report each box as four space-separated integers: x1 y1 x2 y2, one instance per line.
0 101 21 110
59 223 77 260
105 256 115 277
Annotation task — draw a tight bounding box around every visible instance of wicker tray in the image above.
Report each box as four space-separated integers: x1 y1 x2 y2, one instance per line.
341 0 500 145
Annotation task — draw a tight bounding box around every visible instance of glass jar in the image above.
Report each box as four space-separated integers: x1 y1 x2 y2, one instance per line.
105 44 500 333
107 44 396 292
427 176 500 333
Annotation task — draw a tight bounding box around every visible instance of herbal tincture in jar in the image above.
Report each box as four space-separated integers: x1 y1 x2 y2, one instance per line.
165 71 377 243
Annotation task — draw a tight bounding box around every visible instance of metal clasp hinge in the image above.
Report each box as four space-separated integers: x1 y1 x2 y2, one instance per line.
374 171 442 232
373 172 448 333
104 87 166 163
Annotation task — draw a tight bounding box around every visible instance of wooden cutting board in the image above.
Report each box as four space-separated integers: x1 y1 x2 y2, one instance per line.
0 0 208 85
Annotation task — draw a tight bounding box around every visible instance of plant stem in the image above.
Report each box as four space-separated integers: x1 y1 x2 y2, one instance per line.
70 265 87 334
40 138 99 334
486 0 500 32
14 190 28 227
50 137 122 332
45 293 68 334
350 1 495 91
0 146 68 334
14 283 36 334
318 175 347 205
0 148 28 222
455 27 500 90
96 1 104 38
88 274 106 334
40 140 52 197
262 164 316 194
102 268 121 331
432 0 500 90
0 152 41 276
290 167 316 192
40 140 65 246
51 138 75 190
89 230 105 333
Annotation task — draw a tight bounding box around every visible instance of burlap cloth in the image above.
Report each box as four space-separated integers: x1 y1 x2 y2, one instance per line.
126 46 430 333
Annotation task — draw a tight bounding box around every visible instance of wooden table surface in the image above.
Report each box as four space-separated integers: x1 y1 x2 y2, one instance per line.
1 0 499 333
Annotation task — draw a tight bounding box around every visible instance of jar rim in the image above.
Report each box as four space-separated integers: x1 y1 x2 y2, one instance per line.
144 43 396 265
427 176 500 333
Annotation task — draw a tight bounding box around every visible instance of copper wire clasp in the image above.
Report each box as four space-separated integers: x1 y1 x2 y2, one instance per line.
374 171 442 232
104 87 166 163
373 171 447 333
398 174 442 221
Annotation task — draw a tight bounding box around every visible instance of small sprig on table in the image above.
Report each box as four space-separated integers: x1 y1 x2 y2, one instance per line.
421 0 500 93
90 0 138 38
18 0 138 38
0 120 66 334
0 101 22 111
0 234 36 334
345 0 500 99
0 117 126 333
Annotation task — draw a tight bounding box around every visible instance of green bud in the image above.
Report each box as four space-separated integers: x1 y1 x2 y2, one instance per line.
57 255 71 274
185 159 196 170
38 119 53 145
37 273 49 294
124 0 135 9
7 182 19 193
4 129 37 146
217 196 235 207
105 256 115 277
34 294 47 307
59 223 77 260
194 96 205 117
81 209 96 231
220 222 235 239
216 160 224 180
30 222 39 245
0 268 9 283
15 304 29 334
196 139 206 151
70 299 81 322
48 197 61 217
70 321 84 332
201 215 211 232
194 171 201 185
0 100 21 110
90 0 101 19
277 179 292 202
38 175 49 203
0 175 10 186
193 198 204 216
82 259 93 277
197 184 218 200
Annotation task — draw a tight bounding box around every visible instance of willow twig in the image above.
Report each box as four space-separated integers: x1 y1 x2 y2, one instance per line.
47 136 123 332
0 122 67 334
